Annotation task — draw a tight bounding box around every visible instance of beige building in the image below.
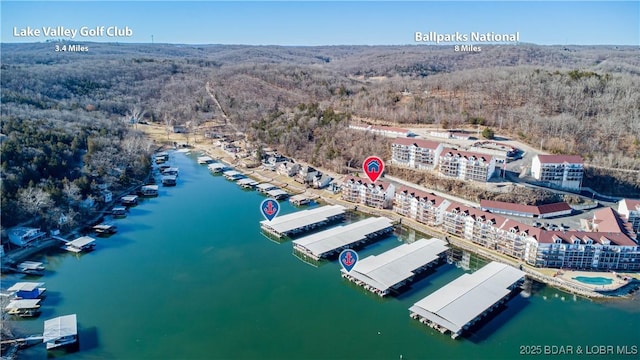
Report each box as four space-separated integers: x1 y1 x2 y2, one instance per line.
531 155 584 190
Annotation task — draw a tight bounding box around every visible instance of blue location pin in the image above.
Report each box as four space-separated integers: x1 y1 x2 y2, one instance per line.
260 198 280 222
339 249 359 273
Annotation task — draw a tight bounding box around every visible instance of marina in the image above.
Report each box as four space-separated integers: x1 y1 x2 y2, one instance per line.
409 261 525 339
292 216 395 260
5 150 639 360
61 236 96 253
341 238 449 297
260 205 346 238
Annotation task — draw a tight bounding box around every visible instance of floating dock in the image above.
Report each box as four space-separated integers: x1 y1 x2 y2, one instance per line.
111 206 127 217
16 261 45 275
43 314 78 350
161 175 177 186
93 224 117 235
289 194 312 206
62 236 96 253
409 261 524 339
266 189 289 200
139 184 159 196
237 178 259 189
5 299 42 317
208 163 227 173
256 183 278 193
120 195 138 206
197 156 214 164
223 170 244 181
292 217 394 260
261 205 346 238
342 238 448 297
161 167 179 176
7 282 46 299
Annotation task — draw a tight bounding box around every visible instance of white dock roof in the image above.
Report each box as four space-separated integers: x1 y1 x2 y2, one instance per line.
344 238 448 292
5 299 41 309
43 314 78 342
293 217 394 257
8 282 44 292
223 170 242 176
67 236 95 248
409 262 524 334
261 205 345 234
266 189 288 197
237 178 258 185
256 183 277 191
208 163 226 170
18 261 44 270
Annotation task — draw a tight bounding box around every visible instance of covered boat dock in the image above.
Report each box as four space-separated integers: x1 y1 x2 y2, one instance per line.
266 189 289 200
62 236 96 253
342 238 449 296
256 183 278 193
5 299 42 317
43 314 78 350
260 205 346 238
8 282 46 299
292 217 394 260
409 261 525 339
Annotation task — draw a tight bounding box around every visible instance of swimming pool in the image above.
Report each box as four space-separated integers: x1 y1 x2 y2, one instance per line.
572 276 613 285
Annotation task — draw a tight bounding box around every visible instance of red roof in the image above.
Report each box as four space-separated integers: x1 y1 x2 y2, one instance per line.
480 200 572 215
440 148 493 162
392 138 441 150
538 230 637 246
445 202 507 225
395 185 446 206
537 154 583 164
622 199 640 211
343 176 391 191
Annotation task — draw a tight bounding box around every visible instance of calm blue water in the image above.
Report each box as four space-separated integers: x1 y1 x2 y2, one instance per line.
5 151 640 360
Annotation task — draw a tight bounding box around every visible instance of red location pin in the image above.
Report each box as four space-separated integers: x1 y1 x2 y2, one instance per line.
362 156 385 183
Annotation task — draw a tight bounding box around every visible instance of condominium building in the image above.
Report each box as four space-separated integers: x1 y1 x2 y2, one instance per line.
341 176 396 209
391 138 444 170
531 155 584 190
392 184 640 271
438 149 496 182
393 186 450 226
618 199 640 233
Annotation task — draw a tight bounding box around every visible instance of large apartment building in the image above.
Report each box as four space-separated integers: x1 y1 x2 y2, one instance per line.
394 186 450 227
391 184 640 271
391 138 444 170
341 176 395 209
618 199 640 233
438 149 496 182
531 155 584 190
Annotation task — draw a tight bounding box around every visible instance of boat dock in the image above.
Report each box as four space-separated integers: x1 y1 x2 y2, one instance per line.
342 238 449 297
61 236 96 253
223 170 244 181
93 224 117 235
289 194 312 206
237 178 259 189
139 184 159 196
208 163 228 173
409 261 525 339
5 299 42 317
266 189 289 200
162 174 177 186
16 261 45 275
256 183 278 193
197 156 214 164
7 282 46 299
120 195 139 206
111 206 127 217
260 205 346 238
292 217 394 260
43 314 78 350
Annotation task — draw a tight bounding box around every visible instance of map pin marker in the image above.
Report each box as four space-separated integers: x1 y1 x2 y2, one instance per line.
363 156 385 183
260 198 280 222
339 249 359 273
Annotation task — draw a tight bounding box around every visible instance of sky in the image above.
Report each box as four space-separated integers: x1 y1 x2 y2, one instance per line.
1 1 638 46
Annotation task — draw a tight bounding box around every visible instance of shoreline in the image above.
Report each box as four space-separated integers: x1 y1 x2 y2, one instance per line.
138 123 639 300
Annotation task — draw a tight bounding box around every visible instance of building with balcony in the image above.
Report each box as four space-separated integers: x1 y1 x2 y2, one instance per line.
393 186 450 226
531 155 584 190
437 149 496 182
341 176 395 209
391 138 444 170
618 199 640 234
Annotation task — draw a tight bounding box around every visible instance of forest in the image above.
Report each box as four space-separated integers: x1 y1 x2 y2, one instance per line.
1 42 639 232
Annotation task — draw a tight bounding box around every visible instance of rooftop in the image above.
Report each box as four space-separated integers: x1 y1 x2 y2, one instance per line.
536 154 584 164
345 238 448 292
392 138 442 150
43 314 78 342
409 262 524 334
440 148 494 162
260 205 346 234
480 200 572 216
